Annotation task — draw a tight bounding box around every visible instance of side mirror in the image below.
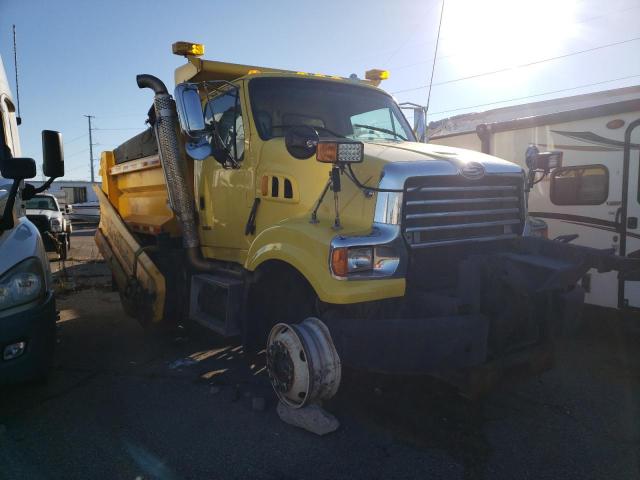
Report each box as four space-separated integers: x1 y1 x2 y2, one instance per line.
42 130 65 178
0 156 36 231
525 145 562 173
175 83 206 135
174 83 212 160
399 102 427 143
0 156 36 180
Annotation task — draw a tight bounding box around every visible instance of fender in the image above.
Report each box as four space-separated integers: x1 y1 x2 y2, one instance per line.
244 219 405 304
0 217 52 291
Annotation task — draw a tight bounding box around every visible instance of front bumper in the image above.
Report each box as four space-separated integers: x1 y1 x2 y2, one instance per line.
42 231 66 252
323 237 614 386
325 313 490 374
0 292 57 385
324 312 555 397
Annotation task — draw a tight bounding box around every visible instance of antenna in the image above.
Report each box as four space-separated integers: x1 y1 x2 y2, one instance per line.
12 25 21 125
425 0 445 123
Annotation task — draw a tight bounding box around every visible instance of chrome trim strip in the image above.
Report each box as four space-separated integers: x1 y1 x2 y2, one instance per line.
409 233 518 248
406 196 519 206
406 219 521 233
406 185 517 193
406 207 520 219
373 191 403 225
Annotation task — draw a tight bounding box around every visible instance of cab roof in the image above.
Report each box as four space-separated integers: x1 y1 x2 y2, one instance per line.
174 55 378 89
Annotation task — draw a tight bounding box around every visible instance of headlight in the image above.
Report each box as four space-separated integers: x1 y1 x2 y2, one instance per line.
0 257 45 312
50 218 62 232
331 246 400 278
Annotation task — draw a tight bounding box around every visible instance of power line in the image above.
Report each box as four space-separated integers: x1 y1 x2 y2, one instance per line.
64 133 88 144
425 0 445 120
428 73 640 117
392 36 640 95
95 113 143 119
64 148 89 159
93 127 146 131
63 163 89 174
383 1 441 65
388 3 640 73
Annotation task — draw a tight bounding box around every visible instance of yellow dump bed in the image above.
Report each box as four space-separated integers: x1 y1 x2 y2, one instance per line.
99 128 179 237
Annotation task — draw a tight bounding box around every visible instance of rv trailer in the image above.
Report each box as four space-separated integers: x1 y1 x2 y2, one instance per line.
429 85 640 311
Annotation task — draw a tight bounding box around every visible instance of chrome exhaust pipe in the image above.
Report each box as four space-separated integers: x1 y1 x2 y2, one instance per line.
137 74 217 273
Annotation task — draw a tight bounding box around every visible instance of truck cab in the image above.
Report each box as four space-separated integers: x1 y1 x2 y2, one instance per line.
0 55 65 385
96 43 638 405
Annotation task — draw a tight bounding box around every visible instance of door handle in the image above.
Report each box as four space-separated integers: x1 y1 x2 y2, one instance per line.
628 217 638 230
615 207 622 230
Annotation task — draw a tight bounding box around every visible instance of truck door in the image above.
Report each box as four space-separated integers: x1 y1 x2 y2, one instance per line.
619 118 640 309
196 85 253 261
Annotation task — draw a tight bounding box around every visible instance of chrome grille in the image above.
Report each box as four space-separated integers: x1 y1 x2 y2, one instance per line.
402 175 524 248
27 214 50 233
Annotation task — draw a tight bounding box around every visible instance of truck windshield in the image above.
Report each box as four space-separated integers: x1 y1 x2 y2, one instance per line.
26 195 57 211
249 77 415 143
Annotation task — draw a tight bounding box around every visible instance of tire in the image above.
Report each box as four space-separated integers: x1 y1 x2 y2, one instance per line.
244 265 316 355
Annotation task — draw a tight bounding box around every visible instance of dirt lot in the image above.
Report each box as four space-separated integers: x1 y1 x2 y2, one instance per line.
1 225 639 479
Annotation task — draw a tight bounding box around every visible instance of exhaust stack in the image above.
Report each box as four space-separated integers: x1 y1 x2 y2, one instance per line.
136 74 216 273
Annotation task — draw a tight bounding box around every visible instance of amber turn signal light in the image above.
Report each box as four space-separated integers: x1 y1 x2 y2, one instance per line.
331 248 349 277
316 141 364 164
317 143 339 163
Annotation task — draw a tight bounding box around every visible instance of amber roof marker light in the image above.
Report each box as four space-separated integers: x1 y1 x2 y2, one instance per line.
172 42 205 57
365 69 390 86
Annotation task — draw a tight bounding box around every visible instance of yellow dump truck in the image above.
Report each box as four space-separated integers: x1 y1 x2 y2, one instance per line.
96 42 638 406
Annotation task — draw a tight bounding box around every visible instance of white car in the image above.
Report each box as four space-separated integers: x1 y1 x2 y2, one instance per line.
25 193 71 259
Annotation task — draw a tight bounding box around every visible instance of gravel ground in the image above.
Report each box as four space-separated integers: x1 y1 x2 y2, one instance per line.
1 225 638 480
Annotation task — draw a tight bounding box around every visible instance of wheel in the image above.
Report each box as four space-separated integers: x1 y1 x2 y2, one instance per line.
67 233 71 249
266 317 341 408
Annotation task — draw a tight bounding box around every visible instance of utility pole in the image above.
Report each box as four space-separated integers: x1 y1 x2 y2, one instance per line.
85 115 95 183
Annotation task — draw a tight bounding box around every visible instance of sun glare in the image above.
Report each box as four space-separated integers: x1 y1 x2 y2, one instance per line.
441 0 581 74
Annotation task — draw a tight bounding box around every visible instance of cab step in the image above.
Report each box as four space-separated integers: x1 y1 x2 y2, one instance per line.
189 273 244 337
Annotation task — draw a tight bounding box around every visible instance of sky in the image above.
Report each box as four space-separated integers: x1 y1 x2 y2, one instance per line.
1 0 639 181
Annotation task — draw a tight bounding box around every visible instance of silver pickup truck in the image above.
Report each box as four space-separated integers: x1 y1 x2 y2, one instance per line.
25 193 72 260
0 54 65 385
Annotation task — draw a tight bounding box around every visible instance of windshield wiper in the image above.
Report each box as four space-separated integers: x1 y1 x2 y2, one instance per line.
353 124 407 141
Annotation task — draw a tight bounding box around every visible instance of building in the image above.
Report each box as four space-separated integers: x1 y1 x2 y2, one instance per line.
29 180 100 207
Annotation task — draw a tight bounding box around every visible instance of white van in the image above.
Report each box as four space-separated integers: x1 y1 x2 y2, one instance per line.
428 85 640 311
0 54 64 384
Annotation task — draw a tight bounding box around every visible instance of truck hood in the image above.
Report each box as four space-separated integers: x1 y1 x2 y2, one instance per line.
26 209 58 218
0 217 46 276
363 141 520 172
357 141 523 190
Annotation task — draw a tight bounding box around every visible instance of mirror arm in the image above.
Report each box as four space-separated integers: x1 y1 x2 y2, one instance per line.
0 179 21 231
22 176 57 201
